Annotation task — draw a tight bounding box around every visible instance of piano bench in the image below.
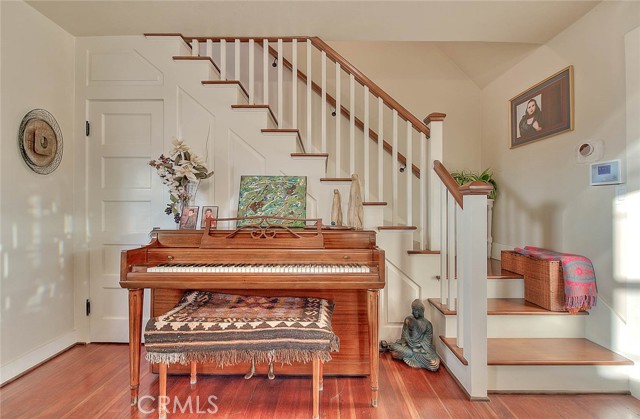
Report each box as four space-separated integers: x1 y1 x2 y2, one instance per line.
144 291 339 419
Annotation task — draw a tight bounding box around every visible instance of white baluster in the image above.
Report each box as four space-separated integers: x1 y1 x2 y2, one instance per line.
191 39 199 56
439 183 448 306
420 132 427 249
349 74 355 175
392 109 398 225
377 97 384 201
363 86 370 201
292 39 298 129
206 39 213 61
335 63 341 177
277 39 283 128
447 193 456 312
263 39 269 105
456 202 464 349
234 39 240 81
321 51 327 153
406 121 413 226
306 40 312 150
249 39 255 104
220 39 227 80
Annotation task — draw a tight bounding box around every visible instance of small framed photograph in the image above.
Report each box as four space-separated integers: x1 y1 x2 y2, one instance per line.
201 206 219 229
179 206 199 230
510 66 574 148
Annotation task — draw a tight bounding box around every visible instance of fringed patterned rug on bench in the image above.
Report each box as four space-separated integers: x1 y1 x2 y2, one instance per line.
144 291 339 419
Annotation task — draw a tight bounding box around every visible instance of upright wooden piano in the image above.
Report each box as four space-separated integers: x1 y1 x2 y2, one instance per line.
120 218 385 407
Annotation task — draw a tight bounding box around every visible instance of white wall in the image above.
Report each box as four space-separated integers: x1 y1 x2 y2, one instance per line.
481 0 640 393
0 1 77 383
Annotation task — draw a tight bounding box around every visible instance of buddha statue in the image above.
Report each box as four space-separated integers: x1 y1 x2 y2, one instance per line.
389 299 440 371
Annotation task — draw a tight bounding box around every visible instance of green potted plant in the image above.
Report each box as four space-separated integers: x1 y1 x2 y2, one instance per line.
450 168 498 258
450 168 498 200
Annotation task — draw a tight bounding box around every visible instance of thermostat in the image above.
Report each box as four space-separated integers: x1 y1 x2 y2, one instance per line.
590 159 622 185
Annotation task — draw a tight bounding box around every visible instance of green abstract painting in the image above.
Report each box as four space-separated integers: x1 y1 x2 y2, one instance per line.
237 176 307 227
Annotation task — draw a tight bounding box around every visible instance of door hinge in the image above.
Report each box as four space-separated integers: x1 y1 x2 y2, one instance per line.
85 299 91 316
85 121 90 136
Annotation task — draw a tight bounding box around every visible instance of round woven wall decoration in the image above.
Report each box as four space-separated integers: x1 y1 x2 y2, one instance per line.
18 109 63 175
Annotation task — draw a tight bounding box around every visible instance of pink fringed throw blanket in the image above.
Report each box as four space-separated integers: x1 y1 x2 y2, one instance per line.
514 246 597 312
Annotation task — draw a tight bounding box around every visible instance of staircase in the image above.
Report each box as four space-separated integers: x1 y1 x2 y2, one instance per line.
133 33 632 397
430 260 633 394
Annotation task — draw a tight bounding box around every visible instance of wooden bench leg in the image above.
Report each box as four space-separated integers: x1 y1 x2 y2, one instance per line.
190 361 197 384
312 357 320 419
319 361 324 392
158 363 168 419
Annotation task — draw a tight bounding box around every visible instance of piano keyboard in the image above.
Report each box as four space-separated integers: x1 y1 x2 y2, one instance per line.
148 263 371 273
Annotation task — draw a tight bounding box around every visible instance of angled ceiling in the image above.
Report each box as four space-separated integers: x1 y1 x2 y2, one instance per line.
25 0 600 87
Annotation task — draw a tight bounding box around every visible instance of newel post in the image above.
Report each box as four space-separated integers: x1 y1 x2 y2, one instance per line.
458 180 492 400
424 113 445 250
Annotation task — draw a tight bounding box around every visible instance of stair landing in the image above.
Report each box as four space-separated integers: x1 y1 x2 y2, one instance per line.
440 337 633 366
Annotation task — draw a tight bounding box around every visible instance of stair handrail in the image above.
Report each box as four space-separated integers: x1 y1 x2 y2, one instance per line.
309 37 430 137
433 160 463 207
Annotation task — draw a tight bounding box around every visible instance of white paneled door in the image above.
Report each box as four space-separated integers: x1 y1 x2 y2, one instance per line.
87 100 163 342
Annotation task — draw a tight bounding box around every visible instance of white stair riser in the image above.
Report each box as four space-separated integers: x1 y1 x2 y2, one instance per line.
487 278 524 298
363 206 384 230
202 84 248 105
488 365 631 392
174 60 219 83
430 307 586 338
487 315 586 338
145 36 191 56
231 108 277 129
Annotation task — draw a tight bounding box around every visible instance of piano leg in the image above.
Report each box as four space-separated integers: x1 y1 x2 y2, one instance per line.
368 289 380 407
128 288 144 406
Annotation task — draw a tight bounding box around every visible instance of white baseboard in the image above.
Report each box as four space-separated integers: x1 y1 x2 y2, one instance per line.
1 330 79 385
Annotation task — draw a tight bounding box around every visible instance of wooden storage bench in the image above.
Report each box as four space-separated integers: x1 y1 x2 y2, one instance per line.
501 250 566 311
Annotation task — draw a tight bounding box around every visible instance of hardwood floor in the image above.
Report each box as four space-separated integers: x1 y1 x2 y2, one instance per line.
1 344 639 418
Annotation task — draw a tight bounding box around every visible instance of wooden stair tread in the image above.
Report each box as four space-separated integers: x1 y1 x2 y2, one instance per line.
488 258 522 279
378 226 417 231
290 153 329 158
428 298 589 316
440 336 634 366
201 80 249 98
320 178 352 182
407 249 440 255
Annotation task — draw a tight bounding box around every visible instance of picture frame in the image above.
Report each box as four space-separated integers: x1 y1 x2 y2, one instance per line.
201 206 219 229
236 176 307 227
510 66 574 148
178 206 199 230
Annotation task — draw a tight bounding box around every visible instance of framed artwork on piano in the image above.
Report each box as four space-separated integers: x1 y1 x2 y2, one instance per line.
179 206 199 229
201 206 219 229
237 176 307 227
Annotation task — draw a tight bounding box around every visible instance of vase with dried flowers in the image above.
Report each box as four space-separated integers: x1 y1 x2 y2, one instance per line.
149 138 214 224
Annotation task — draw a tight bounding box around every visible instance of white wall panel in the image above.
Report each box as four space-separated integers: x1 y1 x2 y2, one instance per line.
88 50 162 85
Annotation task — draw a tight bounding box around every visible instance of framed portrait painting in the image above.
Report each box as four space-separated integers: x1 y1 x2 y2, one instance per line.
201 206 219 229
510 66 574 148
